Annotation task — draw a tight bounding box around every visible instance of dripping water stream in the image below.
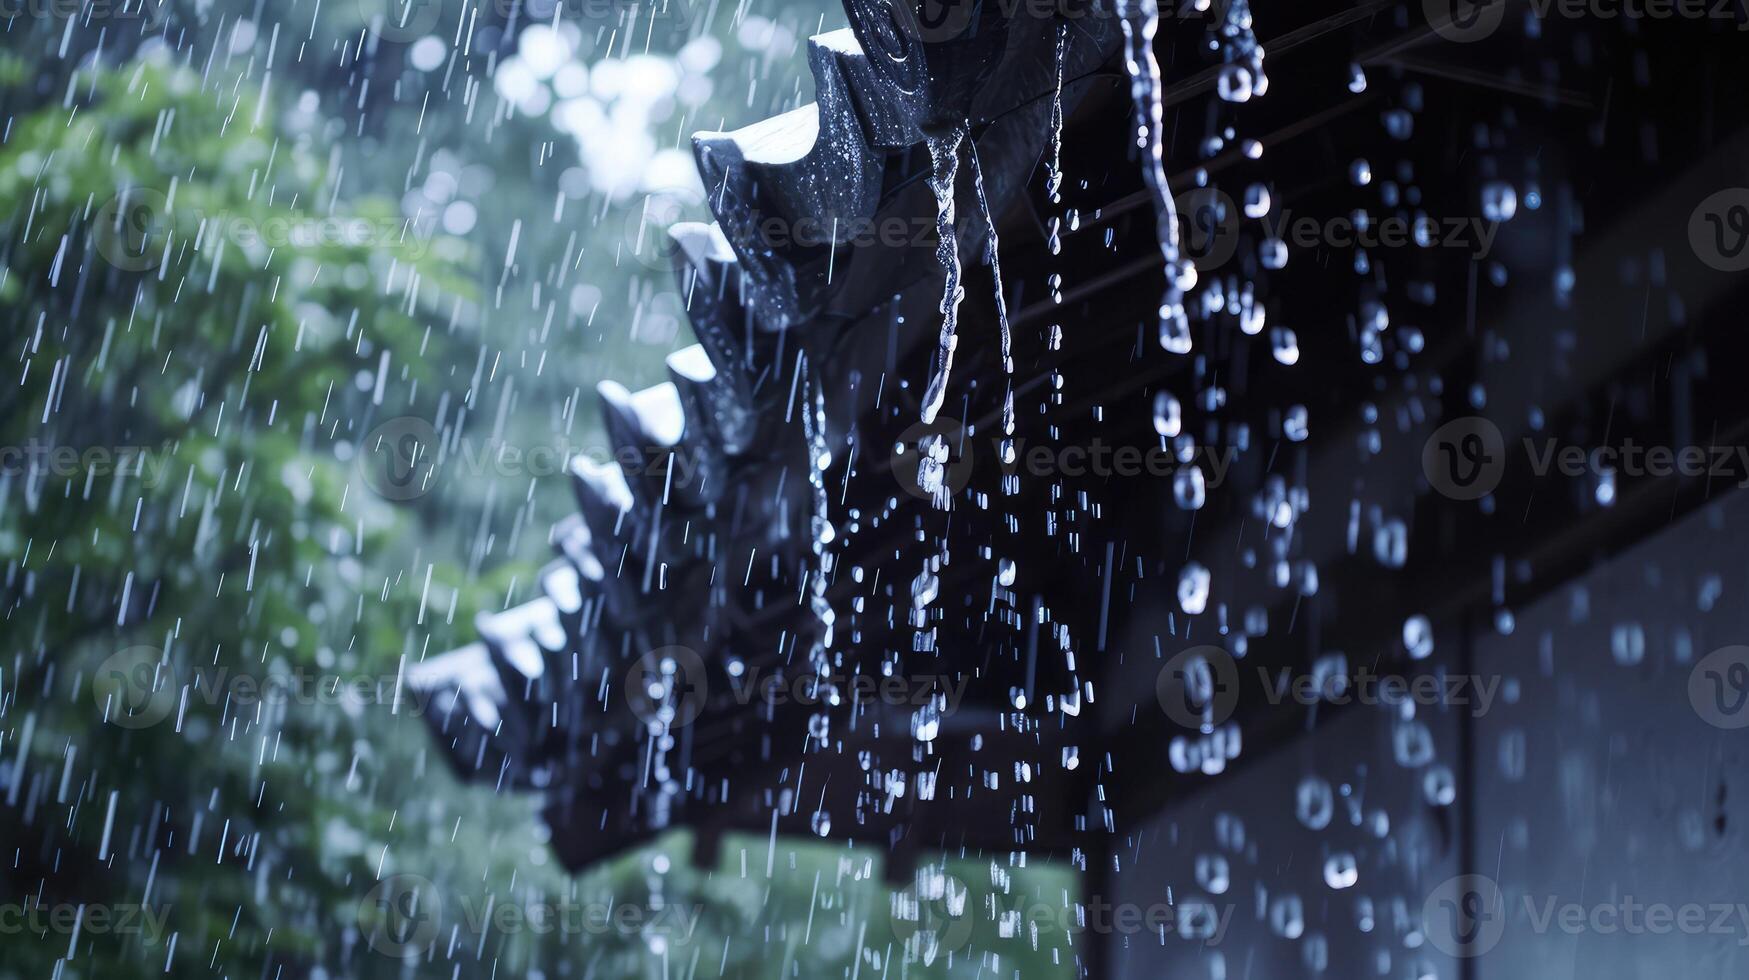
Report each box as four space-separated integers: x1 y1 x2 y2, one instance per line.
1114 0 1194 354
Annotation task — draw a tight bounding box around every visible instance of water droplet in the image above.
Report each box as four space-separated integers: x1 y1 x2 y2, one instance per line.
1296 775 1334 830
1610 622 1645 666
1323 852 1359 890
1217 64 1255 103
1481 180 1518 222
1423 764 1457 806
1403 615 1434 660
1178 562 1212 614
1195 853 1231 894
1174 467 1207 510
1152 391 1183 437
1269 893 1306 939
1243 183 1271 218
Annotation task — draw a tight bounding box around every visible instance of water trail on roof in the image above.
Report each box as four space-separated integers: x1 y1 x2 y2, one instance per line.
918 126 967 429
1217 0 1268 105
917 126 969 512
1046 21 1067 205
969 141 1018 473
1114 0 1194 355
801 359 837 657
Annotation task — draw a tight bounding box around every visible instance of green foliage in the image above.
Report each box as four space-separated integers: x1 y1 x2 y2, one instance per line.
0 12 1080 980
0 53 509 977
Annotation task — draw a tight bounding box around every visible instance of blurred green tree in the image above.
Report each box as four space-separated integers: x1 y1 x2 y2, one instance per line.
0 12 1080 980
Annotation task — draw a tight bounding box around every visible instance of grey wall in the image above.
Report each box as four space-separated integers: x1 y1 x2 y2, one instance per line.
1107 492 1749 978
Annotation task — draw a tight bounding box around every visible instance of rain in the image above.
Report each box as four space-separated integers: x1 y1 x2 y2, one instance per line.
3 0 1749 978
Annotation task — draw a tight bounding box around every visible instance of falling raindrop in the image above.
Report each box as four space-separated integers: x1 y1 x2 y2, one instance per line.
1153 391 1183 437
1323 852 1359 890
1403 614 1434 660
1178 562 1212 614
1423 765 1457 806
1481 180 1518 222
1175 467 1208 510
917 126 968 430
1296 775 1335 830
